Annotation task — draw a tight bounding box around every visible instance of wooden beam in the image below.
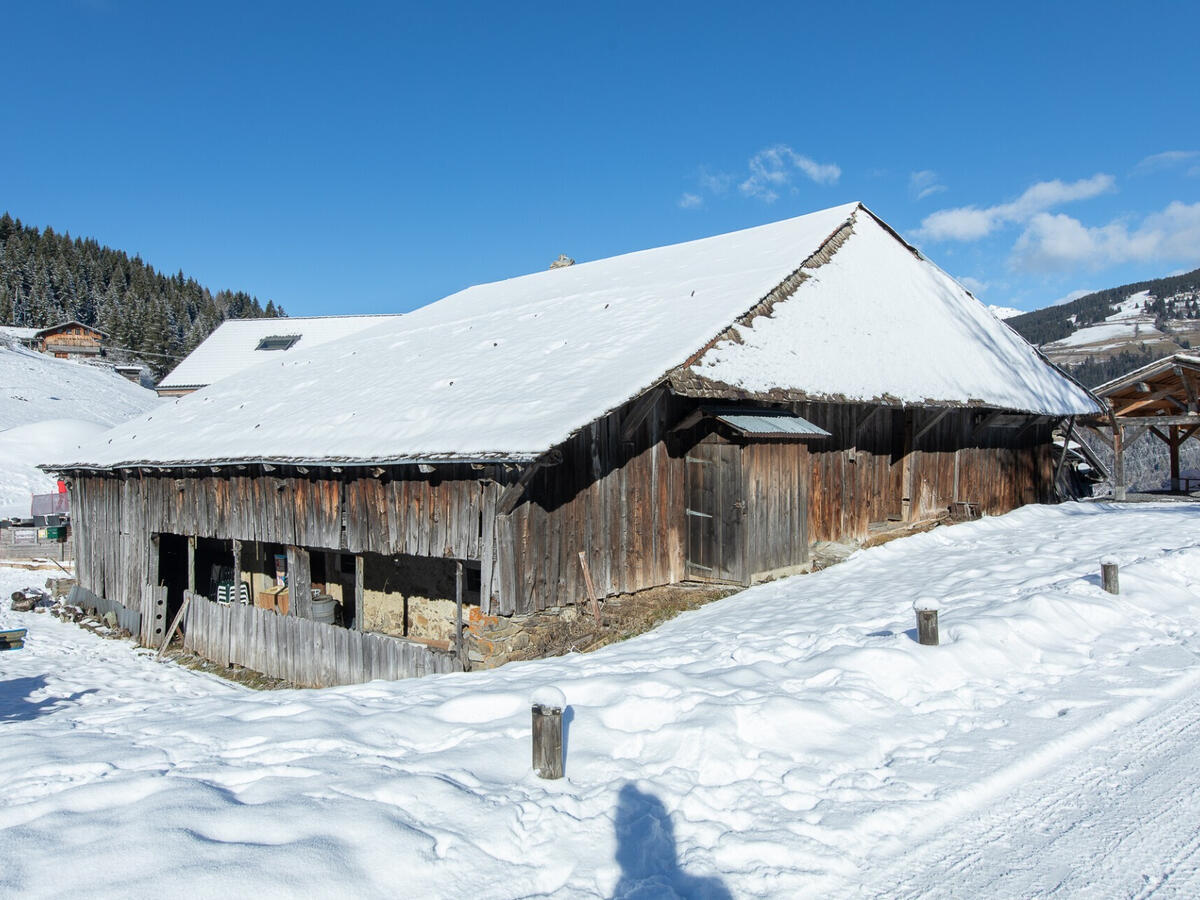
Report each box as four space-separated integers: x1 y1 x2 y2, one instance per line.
1070 429 1110 480
232 539 242 603
855 405 884 440
1110 409 1126 501
578 551 603 627
1080 424 1114 450
187 536 196 595
157 590 195 658
1175 365 1199 414
1149 426 1172 445
1053 416 1076 486
972 411 1002 440
1171 424 1182 491
1124 425 1150 449
620 386 664 442
901 411 915 522
913 408 951 444
287 546 312 619
1114 414 1200 427
1113 390 1185 417
1165 394 1189 413
455 560 465 664
495 450 564 516
354 554 364 631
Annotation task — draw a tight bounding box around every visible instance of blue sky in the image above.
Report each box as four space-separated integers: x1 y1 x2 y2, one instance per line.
4 1 1199 316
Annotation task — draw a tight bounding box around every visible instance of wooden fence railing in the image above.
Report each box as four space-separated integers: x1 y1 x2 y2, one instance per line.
183 593 463 687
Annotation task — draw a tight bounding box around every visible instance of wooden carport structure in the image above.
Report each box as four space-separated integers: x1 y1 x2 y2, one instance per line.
1087 353 1200 499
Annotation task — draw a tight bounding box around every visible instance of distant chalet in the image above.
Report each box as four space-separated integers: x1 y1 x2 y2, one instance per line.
0 320 105 360
155 314 405 396
46 202 1102 685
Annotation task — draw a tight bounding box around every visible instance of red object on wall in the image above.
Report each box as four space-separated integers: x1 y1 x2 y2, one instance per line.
57 480 67 494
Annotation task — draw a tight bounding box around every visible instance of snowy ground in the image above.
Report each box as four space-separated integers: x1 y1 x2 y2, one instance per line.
0 344 159 515
3 502 1200 897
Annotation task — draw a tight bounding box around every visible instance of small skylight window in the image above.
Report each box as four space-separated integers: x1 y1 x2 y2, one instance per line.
255 334 301 351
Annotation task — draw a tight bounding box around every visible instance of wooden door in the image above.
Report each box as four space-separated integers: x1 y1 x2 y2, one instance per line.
685 442 746 583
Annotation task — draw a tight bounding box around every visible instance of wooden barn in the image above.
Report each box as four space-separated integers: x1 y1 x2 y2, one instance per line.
45 202 1101 684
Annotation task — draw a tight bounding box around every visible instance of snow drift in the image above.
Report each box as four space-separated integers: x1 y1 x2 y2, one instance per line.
1 502 1199 897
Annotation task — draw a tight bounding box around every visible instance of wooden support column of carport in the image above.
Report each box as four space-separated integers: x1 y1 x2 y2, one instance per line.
1090 354 1200 499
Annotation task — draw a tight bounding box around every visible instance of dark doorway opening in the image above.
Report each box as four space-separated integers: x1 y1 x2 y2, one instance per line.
158 533 188 622
195 537 234 601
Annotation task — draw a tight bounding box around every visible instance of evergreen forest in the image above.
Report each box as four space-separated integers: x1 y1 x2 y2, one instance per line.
0 212 284 374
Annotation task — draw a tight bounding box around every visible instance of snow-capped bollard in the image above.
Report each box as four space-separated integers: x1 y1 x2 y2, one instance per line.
1101 557 1120 595
531 686 566 780
913 598 939 646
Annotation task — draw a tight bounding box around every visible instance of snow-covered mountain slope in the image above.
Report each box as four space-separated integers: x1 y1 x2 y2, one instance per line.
2 502 1200 897
0 345 159 515
1009 268 1200 367
1042 289 1178 363
987 304 1023 320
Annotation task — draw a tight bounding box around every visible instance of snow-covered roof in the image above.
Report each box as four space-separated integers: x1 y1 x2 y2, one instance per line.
48 202 1100 471
157 314 405 390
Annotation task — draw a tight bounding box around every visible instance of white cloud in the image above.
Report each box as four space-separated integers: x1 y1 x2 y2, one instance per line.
915 174 1115 242
697 169 732 195
918 207 995 241
958 275 988 295
684 146 840 208
1134 150 1200 175
1011 201 1200 272
739 145 841 203
909 170 947 200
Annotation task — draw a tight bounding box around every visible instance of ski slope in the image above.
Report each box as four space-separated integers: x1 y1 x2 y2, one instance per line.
2 502 1200 897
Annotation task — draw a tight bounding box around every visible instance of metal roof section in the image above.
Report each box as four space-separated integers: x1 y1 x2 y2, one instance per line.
710 408 831 438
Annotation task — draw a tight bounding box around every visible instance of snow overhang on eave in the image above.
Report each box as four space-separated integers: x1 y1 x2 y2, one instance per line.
40 451 541 475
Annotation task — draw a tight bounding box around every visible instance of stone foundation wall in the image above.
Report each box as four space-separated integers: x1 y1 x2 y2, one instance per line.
465 604 583 668
464 582 735 669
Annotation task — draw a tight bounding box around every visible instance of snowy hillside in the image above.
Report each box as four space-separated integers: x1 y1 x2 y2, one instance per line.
2 502 1200 896
0 420 108 516
1043 289 1174 363
0 345 159 515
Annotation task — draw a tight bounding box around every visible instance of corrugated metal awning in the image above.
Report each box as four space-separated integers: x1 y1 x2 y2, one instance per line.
710 409 831 439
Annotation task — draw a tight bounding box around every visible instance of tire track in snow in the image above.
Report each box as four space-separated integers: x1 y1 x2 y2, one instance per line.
861 668 1200 898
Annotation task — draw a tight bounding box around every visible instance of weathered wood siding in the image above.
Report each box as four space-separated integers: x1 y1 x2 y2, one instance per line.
796 403 1055 543
498 394 687 615
70 466 509 633
184 592 461 686
68 396 1059 637
742 440 809 576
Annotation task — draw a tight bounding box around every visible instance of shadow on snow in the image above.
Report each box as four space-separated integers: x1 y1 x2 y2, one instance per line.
612 782 731 899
